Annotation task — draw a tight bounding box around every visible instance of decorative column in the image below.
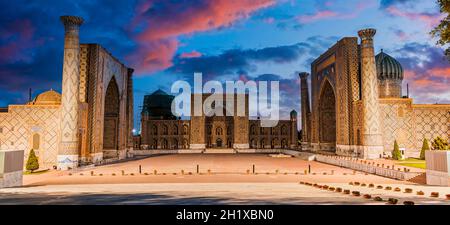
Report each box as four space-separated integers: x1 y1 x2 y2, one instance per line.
357 28 384 159
290 110 298 149
58 16 84 170
299 72 311 150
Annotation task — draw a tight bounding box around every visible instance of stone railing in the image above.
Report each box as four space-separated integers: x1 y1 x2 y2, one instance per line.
425 151 450 186
0 149 24 188
315 154 421 180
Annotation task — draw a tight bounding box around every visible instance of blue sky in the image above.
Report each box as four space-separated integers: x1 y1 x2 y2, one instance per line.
0 0 448 130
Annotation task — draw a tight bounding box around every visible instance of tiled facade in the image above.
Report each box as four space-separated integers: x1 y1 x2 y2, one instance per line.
301 29 450 159
0 16 134 170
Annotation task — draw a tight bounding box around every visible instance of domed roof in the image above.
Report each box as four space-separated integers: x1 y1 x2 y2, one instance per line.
151 89 169 96
142 89 176 119
33 89 61 105
290 110 297 117
376 50 403 80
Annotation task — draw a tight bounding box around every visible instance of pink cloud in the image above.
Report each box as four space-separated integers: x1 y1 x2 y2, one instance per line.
297 0 376 24
0 19 38 63
297 10 337 23
180 51 202 59
128 0 275 74
386 6 445 29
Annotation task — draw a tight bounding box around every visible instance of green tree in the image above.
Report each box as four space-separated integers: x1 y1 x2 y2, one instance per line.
392 140 402 160
432 136 449 150
420 138 430 160
26 149 39 173
431 0 450 60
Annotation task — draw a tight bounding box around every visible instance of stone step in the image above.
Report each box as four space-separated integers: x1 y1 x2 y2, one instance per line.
203 149 236 154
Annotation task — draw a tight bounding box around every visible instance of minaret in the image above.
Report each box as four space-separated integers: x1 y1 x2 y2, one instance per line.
358 28 384 159
299 72 311 150
58 16 84 170
290 110 298 149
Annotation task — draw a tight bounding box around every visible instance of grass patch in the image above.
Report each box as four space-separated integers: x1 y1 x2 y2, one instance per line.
396 158 426 169
397 163 426 169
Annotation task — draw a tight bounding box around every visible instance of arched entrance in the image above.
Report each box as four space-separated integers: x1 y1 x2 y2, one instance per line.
318 80 336 151
216 138 223 147
103 77 120 158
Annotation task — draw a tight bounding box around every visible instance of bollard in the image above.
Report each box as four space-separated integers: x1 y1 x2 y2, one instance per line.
197 164 199 174
252 164 255 174
139 165 142 174
308 164 311 174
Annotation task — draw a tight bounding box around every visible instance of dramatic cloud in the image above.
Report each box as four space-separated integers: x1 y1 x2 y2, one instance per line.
180 51 203 59
297 0 376 24
379 0 418 9
127 0 276 74
393 42 450 103
168 42 312 81
385 5 444 29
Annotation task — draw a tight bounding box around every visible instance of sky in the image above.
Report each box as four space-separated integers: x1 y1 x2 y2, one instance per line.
0 0 449 131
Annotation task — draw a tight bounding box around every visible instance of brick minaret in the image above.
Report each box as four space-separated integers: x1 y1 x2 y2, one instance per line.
299 72 311 150
58 16 84 170
358 28 383 159
290 110 298 149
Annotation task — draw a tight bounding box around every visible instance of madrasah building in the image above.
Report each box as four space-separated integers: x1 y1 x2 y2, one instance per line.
300 28 450 159
0 16 134 170
0 15 448 170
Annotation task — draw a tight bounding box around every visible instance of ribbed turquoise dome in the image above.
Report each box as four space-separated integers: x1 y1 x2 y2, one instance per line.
142 89 176 119
376 50 404 80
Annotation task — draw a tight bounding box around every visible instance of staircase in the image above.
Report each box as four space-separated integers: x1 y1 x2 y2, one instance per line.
407 172 426 184
203 148 236 154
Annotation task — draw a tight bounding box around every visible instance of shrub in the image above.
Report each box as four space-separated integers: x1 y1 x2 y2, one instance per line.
322 185 329 189
446 194 450 200
68 173 72 176
130 173 134 176
336 188 342 192
417 191 425 195
343 190 350 194
99 173 103 176
403 201 415 205
154 170 157 175
404 188 413 193
374 196 383 201
394 187 401 192
143 173 148 175
369 184 374 188
385 186 392 190
349 182 354 185
361 183 366 187
420 138 430 160
26 149 39 173
377 185 383 189
354 182 360 186
352 191 360 196
112 173 116 176
431 136 449 150
392 140 402 160
299 181 305 185
329 187 335 191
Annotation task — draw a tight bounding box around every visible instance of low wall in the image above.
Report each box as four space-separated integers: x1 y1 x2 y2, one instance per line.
0 149 24 188
315 155 421 180
132 149 304 156
425 151 450 186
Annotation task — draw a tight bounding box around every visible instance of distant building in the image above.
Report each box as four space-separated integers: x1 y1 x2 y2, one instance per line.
300 28 450 159
136 90 298 151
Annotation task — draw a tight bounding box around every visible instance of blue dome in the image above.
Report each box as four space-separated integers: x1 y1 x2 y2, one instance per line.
376 50 404 81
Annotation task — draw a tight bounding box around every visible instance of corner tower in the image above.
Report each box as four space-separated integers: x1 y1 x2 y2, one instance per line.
358 28 384 159
58 16 84 170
